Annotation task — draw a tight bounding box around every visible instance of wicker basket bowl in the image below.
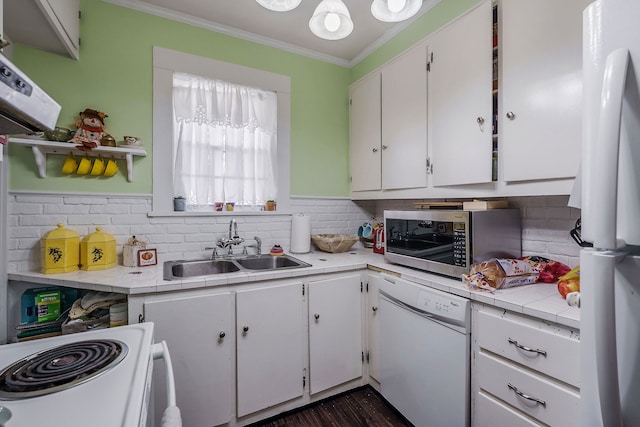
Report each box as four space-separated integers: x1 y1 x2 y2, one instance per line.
311 234 359 253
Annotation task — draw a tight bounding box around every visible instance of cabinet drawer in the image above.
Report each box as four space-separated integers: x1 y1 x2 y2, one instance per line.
475 390 542 427
477 352 579 427
477 310 580 387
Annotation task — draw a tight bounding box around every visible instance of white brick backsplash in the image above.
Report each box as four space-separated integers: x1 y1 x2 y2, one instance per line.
7 193 583 273
15 195 63 204
19 215 69 226
547 242 581 258
8 227 45 238
150 234 185 245
149 217 186 225
131 205 151 214
111 215 149 225
167 224 201 235
67 215 112 225
107 198 149 205
64 197 108 205
44 204 91 214
10 203 44 215
522 240 549 253
130 225 167 235
89 205 131 215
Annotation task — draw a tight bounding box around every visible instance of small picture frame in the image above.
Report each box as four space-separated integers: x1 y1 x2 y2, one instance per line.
137 248 157 266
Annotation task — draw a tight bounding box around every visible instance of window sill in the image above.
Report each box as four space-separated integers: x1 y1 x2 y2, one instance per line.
147 210 290 218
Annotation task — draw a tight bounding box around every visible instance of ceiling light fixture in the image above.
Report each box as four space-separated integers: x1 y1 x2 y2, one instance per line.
256 0 302 12
371 0 423 22
309 0 354 41
256 0 424 41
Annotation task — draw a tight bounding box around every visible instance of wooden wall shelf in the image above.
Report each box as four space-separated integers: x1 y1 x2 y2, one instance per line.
10 138 147 182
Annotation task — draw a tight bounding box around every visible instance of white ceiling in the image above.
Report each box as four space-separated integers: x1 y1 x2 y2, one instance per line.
103 0 441 66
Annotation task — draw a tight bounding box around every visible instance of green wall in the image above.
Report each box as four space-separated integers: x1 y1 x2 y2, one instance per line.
9 0 480 197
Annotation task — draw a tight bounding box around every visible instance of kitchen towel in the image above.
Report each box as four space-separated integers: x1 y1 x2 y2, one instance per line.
290 213 311 253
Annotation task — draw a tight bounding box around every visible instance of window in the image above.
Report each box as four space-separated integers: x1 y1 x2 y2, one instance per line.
152 47 291 213
172 73 278 209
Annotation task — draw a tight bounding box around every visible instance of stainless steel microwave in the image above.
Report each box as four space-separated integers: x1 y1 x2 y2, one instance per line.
384 209 522 278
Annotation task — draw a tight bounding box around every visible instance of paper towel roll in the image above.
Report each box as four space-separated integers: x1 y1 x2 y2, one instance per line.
290 213 311 253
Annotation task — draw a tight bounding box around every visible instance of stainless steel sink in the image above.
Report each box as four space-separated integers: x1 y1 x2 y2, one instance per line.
163 254 311 280
236 254 311 270
166 259 240 279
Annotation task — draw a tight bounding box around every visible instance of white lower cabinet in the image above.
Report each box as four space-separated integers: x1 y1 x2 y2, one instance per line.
308 273 363 394
236 282 305 417
471 305 580 427
138 272 365 426
366 272 382 382
144 292 234 427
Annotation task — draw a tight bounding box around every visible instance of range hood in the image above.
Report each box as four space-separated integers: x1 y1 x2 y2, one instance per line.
0 54 61 134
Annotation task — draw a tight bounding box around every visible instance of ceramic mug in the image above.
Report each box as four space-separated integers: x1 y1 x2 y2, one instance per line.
90 156 105 175
104 159 119 177
361 222 373 239
76 157 92 175
214 202 224 212
61 154 78 174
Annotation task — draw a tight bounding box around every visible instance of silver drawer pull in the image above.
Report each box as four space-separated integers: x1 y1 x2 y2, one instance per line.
508 338 547 356
508 383 546 407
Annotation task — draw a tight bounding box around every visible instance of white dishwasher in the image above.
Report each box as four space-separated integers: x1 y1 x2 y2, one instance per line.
378 274 470 427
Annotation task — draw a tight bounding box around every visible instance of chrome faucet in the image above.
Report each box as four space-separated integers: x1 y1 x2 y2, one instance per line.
229 218 236 240
217 218 244 255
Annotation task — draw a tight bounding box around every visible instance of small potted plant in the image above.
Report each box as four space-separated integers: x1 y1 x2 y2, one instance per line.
264 200 276 211
173 196 186 212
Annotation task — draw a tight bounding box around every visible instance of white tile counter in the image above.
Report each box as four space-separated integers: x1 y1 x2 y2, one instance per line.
8 249 580 329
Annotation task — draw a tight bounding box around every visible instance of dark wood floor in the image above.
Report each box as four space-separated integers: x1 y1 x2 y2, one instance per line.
249 386 412 427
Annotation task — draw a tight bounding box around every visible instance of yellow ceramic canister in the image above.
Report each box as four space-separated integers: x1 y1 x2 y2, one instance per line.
40 224 80 274
80 227 116 271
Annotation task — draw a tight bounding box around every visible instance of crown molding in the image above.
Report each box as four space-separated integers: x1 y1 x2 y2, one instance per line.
101 0 352 67
349 0 442 66
101 0 441 68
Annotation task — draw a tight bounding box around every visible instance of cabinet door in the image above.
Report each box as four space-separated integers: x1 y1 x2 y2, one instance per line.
4 0 80 60
367 274 382 382
501 0 589 182
144 293 234 427
40 0 81 55
350 72 382 192
308 274 363 394
381 42 428 190
236 282 304 417
428 1 493 186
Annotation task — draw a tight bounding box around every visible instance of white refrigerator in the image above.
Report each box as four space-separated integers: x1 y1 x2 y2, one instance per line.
574 0 640 426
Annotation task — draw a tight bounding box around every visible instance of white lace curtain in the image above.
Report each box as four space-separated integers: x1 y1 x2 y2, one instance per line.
172 72 278 207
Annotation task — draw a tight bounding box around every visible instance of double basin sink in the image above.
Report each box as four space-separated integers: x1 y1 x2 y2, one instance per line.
164 254 312 281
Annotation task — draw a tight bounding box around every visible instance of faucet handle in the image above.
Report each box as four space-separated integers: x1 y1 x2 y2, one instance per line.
205 247 218 259
253 236 262 255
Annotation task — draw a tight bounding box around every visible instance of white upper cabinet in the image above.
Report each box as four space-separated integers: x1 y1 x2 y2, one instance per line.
380 42 428 190
5 0 80 60
350 72 382 192
350 42 428 193
428 1 494 186
500 0 589 182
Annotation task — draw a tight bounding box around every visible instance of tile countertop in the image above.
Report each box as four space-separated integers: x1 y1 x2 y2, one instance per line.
8 249 580 329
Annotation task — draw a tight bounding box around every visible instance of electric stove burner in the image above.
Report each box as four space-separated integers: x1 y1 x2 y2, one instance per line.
0 339 128 399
